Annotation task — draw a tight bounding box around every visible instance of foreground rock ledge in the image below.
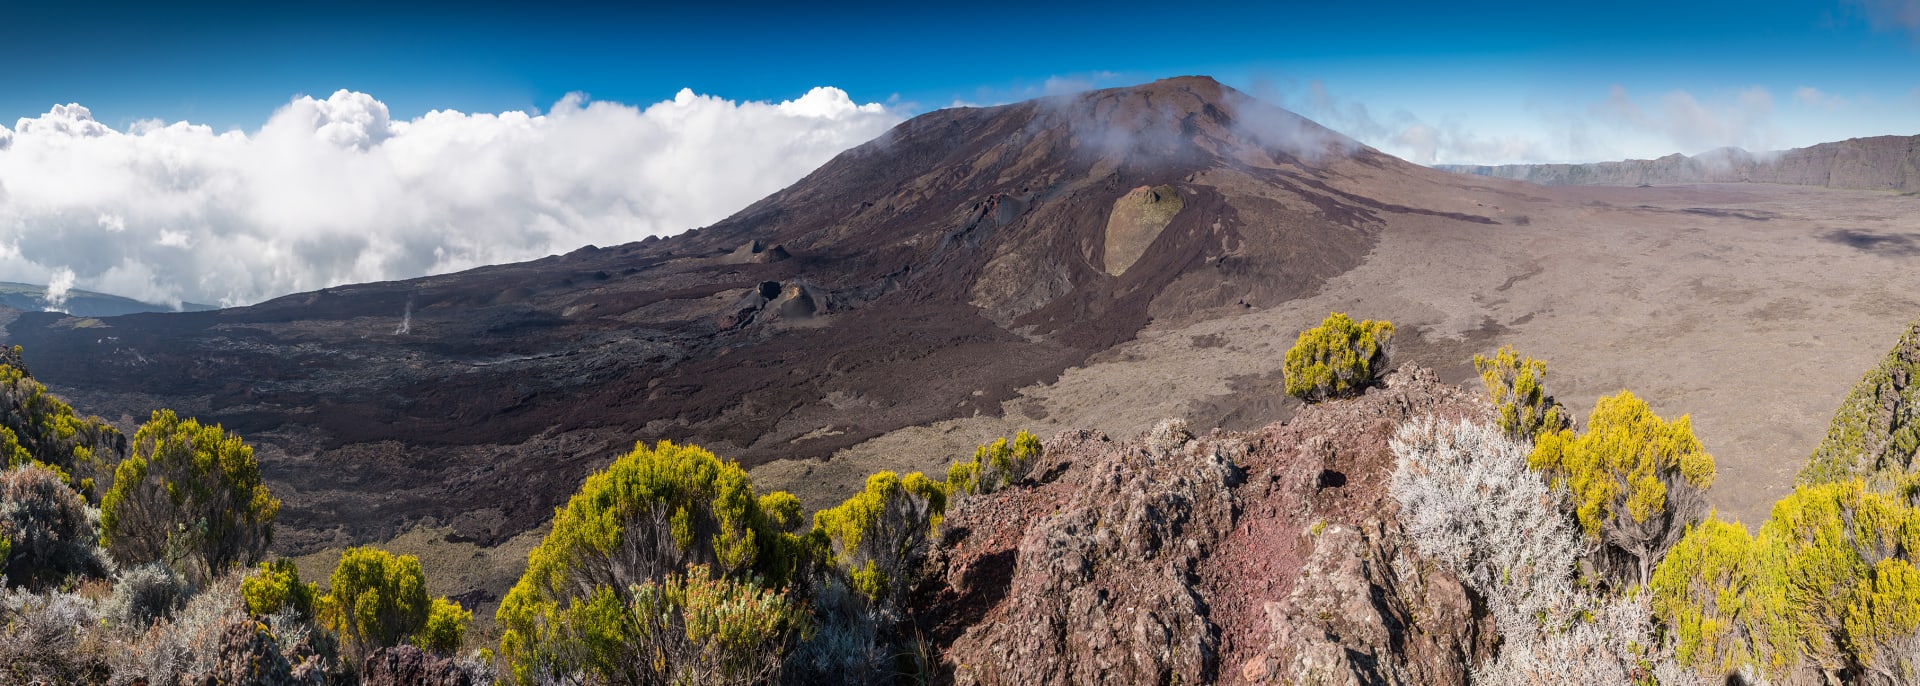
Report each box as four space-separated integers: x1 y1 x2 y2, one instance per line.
916 365 1497 685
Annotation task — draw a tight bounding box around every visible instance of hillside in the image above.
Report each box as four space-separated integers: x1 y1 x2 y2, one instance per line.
0 77 1505 550
0 282 215 317
1440 135 1920 192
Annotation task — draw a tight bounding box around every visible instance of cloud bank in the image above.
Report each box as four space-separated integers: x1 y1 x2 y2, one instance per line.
0 88 903 308
1264 79 1796 166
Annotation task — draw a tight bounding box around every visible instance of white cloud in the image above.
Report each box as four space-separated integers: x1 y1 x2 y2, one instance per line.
1794 86 1847 110
1259 79 1548 165
0 87 903 308
959 72 1136 108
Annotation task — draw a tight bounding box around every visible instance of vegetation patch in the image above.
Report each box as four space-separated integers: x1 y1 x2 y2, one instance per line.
1530 390 1715 586
1284 312 1395 402
1799 317 1920 487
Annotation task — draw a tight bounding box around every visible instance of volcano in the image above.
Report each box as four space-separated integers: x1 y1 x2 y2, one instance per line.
8 77 1920 610
0 77 1495 544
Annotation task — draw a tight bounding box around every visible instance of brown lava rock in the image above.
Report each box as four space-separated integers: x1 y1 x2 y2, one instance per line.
919 365 1497 685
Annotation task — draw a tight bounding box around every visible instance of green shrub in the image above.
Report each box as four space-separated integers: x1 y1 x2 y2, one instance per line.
1530 390 1715 586
416 597 471 654
319 546 468 659
0 464 109 589
100 410 279 583
242 558 318 618
1283 312 1394 401
1649 515 1754 673
495 440 808 684
811 470 947 605
944 431 1042 496
1745 481 1920 679
0 349 126 496
1473 345 1572 443
623 563 808 685
1649 481 1920 682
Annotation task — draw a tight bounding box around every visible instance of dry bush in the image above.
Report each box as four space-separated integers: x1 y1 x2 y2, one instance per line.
1 463 110 589
1472 594 1671 685
103 562 192 629
0 586 109 685
781 575 889 686
108 574 342 685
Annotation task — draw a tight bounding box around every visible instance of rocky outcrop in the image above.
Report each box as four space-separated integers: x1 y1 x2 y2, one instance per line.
1248 517 1488 685
1442 135 1920 192
945 419 1243 685
1800 317 1920 485
925 366 1496 685
359 645 473 686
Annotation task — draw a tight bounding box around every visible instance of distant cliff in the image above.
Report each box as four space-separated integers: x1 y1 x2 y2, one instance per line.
1440 135 1920 192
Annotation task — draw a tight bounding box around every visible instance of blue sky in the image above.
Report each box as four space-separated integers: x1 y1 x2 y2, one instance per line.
1 0 1917 307
6 0 1917 159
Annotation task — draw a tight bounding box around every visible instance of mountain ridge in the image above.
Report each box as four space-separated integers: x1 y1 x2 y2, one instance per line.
0 282 217 317
1439 134 1920 191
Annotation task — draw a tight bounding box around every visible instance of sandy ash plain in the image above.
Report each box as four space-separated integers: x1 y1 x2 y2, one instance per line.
761 181 1920 531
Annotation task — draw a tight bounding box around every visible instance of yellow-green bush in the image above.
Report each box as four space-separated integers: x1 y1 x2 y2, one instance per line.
417 597 472 654
242 559 318 618
1283 313 1394 401
811 470 947 604
100 410 279 583
1473 345 1571 443
0 349 125 496
495 440 807 684
1530 390 1715 586
1746 481 1920 678
1650 481 1920 681
320 546 468 658
1650 515 1754 673
944 431 1042 496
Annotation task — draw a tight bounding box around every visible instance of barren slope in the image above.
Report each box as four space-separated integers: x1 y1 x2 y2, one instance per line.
795 182 1920 526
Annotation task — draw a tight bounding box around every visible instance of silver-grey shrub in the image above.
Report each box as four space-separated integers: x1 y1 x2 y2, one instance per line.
0 586 109 684
104 562 192 629
109 572 342 685
1387 416 1583 639
1472 594 1676 684
1390 417 1694 684
1 463 110 589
